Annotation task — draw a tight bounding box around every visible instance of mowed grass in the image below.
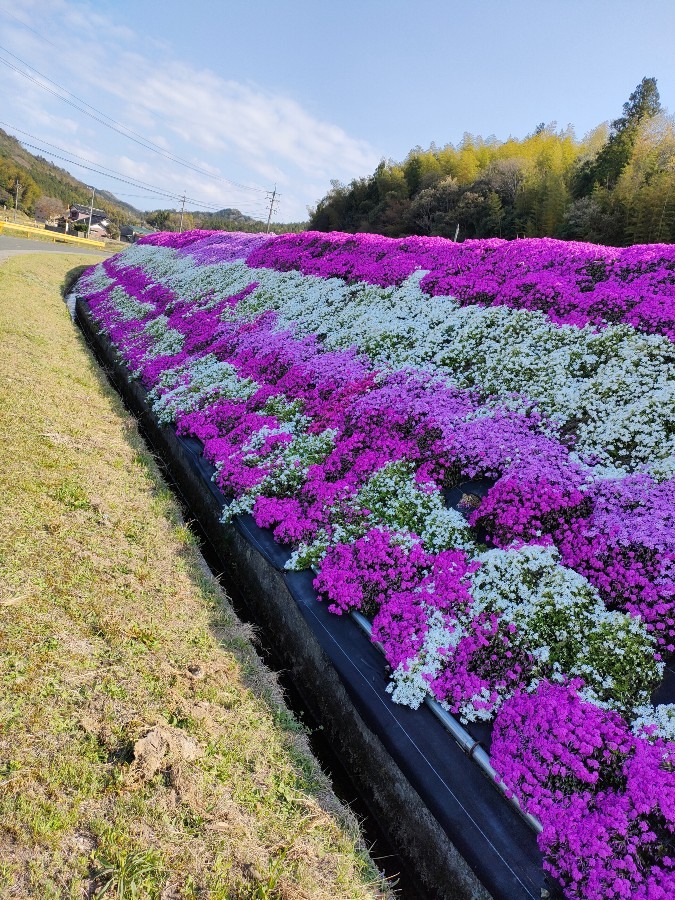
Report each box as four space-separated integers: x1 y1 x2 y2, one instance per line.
0 253 390 899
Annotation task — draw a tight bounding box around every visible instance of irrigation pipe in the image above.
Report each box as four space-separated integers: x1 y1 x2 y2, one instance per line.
350 609 544 836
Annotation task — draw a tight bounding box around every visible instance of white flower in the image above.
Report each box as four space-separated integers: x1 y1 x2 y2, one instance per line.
631 704 675 742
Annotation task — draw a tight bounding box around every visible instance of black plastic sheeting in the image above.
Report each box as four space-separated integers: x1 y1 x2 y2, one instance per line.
652 663 675 706
76 297 558 900
283 568 547 900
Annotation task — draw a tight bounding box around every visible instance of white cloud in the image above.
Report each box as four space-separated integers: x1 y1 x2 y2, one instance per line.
0 0 380 220
120 63 378 182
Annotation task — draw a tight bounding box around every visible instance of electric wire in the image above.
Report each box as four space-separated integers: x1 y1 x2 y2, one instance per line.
0 6 60 50
0 12 281 222
1 121 204 204
0 120 270 217
16 139 218 209
0 44 269 194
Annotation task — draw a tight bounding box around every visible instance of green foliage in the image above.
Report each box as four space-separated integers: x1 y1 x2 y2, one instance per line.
0 157 40 212
145 206 304 234
145 209 177 231
309 77 671 247
615 112 675 244
93 848 166 899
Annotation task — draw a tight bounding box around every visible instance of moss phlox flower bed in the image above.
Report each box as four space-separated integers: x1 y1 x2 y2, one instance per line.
75 230 675 897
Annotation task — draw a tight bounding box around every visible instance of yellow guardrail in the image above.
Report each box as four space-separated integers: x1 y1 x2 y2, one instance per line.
0 220 106 249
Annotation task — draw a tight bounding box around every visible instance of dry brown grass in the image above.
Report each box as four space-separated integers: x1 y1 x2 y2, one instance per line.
0 252 391 899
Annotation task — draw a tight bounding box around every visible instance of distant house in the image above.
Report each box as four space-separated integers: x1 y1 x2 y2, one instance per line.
87 222 109 239
120 225 155 243
53 204 110 238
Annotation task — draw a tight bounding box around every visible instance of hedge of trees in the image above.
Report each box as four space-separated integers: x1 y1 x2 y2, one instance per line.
145 209 305 234
309 78 675 246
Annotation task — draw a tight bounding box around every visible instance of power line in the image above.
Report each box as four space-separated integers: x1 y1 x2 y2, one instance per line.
17 140 214 208
0 6 60 50
107 191 269 221
0 43 270 195
6 139 245 214
106 193 181 201
0 121 186 201
0 120 272 219
110 192 265 214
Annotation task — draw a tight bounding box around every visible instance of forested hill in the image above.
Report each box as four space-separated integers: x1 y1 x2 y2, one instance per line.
0 127 142 228
145 207 306 234
0 129 304 235
309 77 675 246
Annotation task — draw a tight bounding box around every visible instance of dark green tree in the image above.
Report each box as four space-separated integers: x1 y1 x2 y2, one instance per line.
573 77 662 195
145 209 175 231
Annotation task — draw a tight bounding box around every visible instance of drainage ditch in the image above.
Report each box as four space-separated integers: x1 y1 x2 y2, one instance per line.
79 311 426 899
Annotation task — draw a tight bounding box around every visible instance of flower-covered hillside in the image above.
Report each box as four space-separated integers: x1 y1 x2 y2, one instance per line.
75 231 675 898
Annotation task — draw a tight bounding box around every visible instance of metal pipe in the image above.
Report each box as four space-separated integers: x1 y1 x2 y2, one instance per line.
350 609 543 836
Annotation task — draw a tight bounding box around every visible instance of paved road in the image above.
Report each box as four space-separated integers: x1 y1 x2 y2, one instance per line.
0 234 110 262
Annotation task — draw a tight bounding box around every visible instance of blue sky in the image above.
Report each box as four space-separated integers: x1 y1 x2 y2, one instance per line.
1 0 674 222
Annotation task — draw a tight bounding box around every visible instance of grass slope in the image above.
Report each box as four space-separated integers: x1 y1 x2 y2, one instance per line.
0 253 388 900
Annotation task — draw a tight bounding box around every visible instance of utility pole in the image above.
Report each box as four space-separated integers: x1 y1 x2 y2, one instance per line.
265 185 279 233
14 178 21 222
178 193 186 233
86 186 95 239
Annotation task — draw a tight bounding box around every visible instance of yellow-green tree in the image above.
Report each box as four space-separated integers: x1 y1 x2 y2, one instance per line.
0 159 39 212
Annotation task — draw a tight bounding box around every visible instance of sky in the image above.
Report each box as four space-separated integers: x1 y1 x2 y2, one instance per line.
1 0 674 223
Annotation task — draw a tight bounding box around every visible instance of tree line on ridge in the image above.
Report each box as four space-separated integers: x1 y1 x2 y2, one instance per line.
309 78 675 246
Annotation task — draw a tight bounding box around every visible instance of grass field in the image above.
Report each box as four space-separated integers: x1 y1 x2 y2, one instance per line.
0 252 388 899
